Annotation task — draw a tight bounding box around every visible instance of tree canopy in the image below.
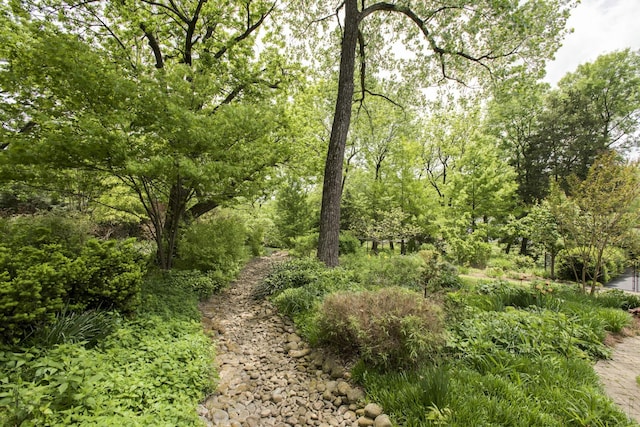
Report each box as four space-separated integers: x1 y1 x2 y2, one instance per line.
290 0 575 266
1 0 295 268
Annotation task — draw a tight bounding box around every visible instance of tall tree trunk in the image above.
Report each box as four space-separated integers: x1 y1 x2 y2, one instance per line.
519 237 529 256
157 183 189 270
317 0 359 267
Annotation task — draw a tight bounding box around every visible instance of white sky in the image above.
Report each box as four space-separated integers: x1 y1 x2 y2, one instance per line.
544 0 640 86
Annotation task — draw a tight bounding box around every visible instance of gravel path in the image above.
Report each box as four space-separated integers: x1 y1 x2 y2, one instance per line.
595 335 640 423
197 253 390 427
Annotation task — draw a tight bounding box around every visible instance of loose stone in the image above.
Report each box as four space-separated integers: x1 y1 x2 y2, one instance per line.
198 254 393 427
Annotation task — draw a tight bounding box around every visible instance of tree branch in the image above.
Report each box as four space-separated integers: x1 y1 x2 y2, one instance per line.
213 1 277 59
140 23 164 68
139 0 189 23
183 0 207 65
186 200 218 219
357 29 366 110
309 1 345 27
359 2 501 78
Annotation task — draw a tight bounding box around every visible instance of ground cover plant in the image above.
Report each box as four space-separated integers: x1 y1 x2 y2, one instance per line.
263 252 638 426
0 262 217 426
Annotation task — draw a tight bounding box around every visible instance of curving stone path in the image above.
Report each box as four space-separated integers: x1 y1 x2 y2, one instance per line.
197 253 391 427
595 335 640 423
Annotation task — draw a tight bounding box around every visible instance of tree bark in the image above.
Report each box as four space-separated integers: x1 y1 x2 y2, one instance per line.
317 0 359 267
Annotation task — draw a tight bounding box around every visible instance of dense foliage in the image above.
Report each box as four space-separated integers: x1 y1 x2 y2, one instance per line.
0 216 145 343
175 210 250 277
1 0 639 424
0 270 216 426
263 253 637 426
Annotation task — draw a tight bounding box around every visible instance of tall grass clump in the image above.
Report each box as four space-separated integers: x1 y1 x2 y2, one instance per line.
318 287 445 369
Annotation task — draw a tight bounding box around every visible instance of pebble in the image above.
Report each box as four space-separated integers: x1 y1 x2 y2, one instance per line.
197 254 391 427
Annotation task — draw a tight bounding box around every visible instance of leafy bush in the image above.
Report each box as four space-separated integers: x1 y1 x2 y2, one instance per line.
245 216 271 256
339 231 361 255
0 213 91 256
290 233 318 257
140 273 202 322
253 257 324 300
161 270 227 301
355 364 451 426
73 238 145 313
0 319 213 426
0 244 76 341
341 253 425 290
556 246 627 283
175 210 248 275
596 289 640 310
419 250 462 293
594 307 632 333
446 355 630 427
445 233 492 268
318 287 445 369
0 238 145 344
272 286 320 317
270 266 362 319
484 266 504 278
487 253 536 273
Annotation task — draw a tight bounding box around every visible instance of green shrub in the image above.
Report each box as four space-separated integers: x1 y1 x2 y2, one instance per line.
73 238 145 313
0 319 213 426
487 254 536 272
272 287 320 317
246 217 271 256
290 233 318 257
596 307 632 333
485 266 504 278
175 210 248 275
339 231 361 255
419 251 462 294
355 364 451 426
447 355 629 427
140 273 201 322
556 246 627 283
318 287 445 369
445 234 492 268
162 270 227 301
449 307 610 360
0 213 91 256
341 253 425 290
292 311 322 346
0 258 215 426
0 238 144 344
0 244 75 341
253 257 324 300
